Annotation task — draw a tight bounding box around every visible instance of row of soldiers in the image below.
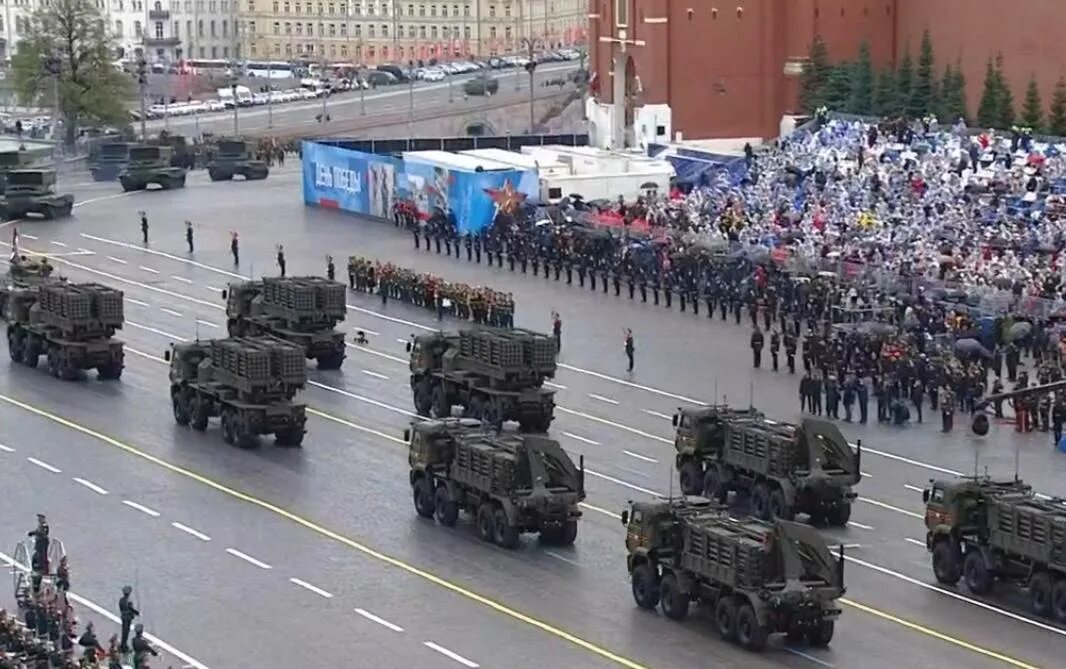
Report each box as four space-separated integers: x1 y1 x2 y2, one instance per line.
346 257 515 327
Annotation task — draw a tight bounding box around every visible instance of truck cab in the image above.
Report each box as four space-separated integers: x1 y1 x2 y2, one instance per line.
923 477 1025 545
165 342 209 385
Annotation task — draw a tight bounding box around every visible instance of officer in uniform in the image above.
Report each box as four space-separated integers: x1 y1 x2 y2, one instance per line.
276 245 286 277
185 221 194 253
784 330 797 374
118 586 138 652
326 255 335 281
131 624 158 666
230 231 240 266
79 622 104 664
750 327 764 368
769 329 781 372
139 211 149 244
28 514 49 578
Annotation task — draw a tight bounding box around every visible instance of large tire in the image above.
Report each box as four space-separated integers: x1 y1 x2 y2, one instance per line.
220 409 237 445
413 477 435 518
964 550 994 595
7 329 23 362
630 563 660 610
97 359 123 380
826 503 852 527
768 487 794 520
659 573 690 621
807 619 834 647
476 502 495 542
703 466 727 503
750 483 771 520
190 397 209 431
430 384 449 418
931 541 962 585
1030 572 1054 617
679 461 703 496
735 601 768 652
316 351 344 370
21 337 39 368
492 508 520 549
715 597 737 641
172 392 191 426
41 205 54 220
1051 578 1066 622
557 520 578 546
275 427 304 447
413 379 433 417
433 486 459 527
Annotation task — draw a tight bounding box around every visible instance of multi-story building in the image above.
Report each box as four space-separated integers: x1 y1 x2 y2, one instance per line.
108 0 240 65
238 0 585 66
0 0 69 62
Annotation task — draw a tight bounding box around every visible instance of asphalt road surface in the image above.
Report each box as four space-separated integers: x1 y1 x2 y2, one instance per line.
144 63 579 136
0 169 1062 668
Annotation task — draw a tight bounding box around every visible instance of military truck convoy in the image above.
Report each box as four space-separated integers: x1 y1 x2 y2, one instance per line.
89 142 133 181
223 276 347 369
407 327 557 431
207 139 270 181
2 281 124 380
119 145 187 191
924 476 1066 620
673 406 861 526
623 497 844 651
406 418 584 547
166 336 307 447
0 170 74 220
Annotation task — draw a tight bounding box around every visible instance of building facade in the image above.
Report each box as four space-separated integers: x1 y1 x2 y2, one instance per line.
238 0 586 65
588 0 1066 144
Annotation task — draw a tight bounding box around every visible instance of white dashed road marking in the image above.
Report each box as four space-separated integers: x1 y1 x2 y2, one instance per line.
27 457 61 473
289 578 334 598
171 522 211 541
623 450 658 464
642 409 673 420
73 478 109 495
0 443 14 452
544 381 568 390
562 431 600 446
49 240 67 247
127 298 150 307
225 548 272 569
107 256 127 264
423 641 479 668
354 608 404 632
170 275 194 284
196 320 218 328
139 265 160 274
904 538 926 547
847 521 875 530
122 500 161 517
588 393 620 405
361 369 389 380
353 326 380 336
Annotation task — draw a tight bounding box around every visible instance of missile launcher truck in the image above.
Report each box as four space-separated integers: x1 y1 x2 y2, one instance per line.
222 276 348 369
2 282 124 380
406 418 585 548
924 476 1066 620
119 145 187 191
0 170 74 220
673 407 861 526
407 328 557 431
165 336 307 447
622 497 845 652
89 142 133 181
0 150 30 193
207 139 270 181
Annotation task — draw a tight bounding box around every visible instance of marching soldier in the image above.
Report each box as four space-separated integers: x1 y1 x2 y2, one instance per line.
276 244 286 276
131 624 158 667
139 211 149 244
769 329 781 372
784 330 797 374
185 220 194 253
79 622 104 664
118 586 138 652
230 231 240 266
28 514 49 577
623 328 635 372
326 255 335 282
750 327 764 369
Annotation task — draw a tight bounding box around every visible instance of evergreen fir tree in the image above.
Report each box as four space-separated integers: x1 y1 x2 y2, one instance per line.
847 41 875 115
908 29 935 117
995 55 1015 128
798 35 831 113
872 66 898 117
976 57 1000 127
1020 76 1044 131
823 62 854 112
895 50 914 116
938 64 968 123
1048 77 1066 137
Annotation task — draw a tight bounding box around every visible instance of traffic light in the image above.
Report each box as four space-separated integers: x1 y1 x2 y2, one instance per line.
136 59 148 86
524 60 537 73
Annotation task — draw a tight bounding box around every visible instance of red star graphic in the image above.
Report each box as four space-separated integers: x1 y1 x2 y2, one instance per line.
483 179 527 215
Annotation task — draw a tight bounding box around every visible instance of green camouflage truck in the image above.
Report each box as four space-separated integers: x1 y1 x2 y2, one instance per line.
406 418 584 548
207 139 269 181
89 142 133 181
923 476 1066 620
222 276 347 370
0 170 74 220
673 407 861 526
623 497 845 651
165 336 307 447
2 281 124 380
0 150 30 192
407 328 557 431
119 145 187 191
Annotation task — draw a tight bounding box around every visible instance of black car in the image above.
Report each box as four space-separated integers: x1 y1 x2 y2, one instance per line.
463 75 499 96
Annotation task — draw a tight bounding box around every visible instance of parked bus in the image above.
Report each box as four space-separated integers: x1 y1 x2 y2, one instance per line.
178 58 233 75
246 61 294 79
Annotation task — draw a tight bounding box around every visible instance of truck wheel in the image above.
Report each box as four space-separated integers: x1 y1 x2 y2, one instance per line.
931 541 962 585
750 483 771 520
190 399 209 431
702 466 727 503
1051 578 1066 621
963 550 994 595
172 393 191 426
768 488 795 521
492 508 520 549
630 564 660 610
120 179 134 192
679 461 703 496
1030 572 1054 617
413 384 433 417
558 520 578 546
220 410 237 445
275 428 304 447
825 503 851 527
413 478 435 518
476 503 495 542
208 169 222 181
97 360 123 380
430 385 449 418
715 597 737 641
41 205 54 220
735 601 768 651
46 347 60 377
21 337 39 368
807 619 834 647
659 573 690 621
433 486 459 527
316 351 344 370
7 329 23 362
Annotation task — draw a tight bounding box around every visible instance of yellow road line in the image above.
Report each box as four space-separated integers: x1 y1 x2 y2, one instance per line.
840 598 1040 669
0 391 653 669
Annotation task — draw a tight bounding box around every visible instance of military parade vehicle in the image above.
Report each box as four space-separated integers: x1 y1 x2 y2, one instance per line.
673 406 861 526
6 253 55 287
118 145 187 191
622 497 845 651
222 276 347 369
0 150 30 192
165 336 307 447
406 418 585 547
207 138 270 181
923 476 1066 620
0 170 74 220
2 281 124 380
407 328 557 431
89 141 132 181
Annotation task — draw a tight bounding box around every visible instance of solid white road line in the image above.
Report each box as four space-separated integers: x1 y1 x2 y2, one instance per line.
556 406 673 444
122 500 161 517
107 256 127 264
354 608 404 632
395 338 408 344
205 285 222 292
0 443 14 452
72 478 109 495
126 297 150 307
623 450 658 464
26 457 60 473
588 393 619 405
562 431 599 446
160 307 184 318
289 577 334 598
19 234 37 240
139 265 160 274
225 548 272 569
171 522 211 541
423 641 479 668
361 369 389 380
170 275 194 284
862 446 963 477
0 551 211 669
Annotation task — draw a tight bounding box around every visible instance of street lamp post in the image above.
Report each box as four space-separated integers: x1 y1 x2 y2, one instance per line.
522 38 540 133
267 59 274 128
358 66 366 115
136 59 148 140
231 82 239 135
43 55 61 167
407 60 415 137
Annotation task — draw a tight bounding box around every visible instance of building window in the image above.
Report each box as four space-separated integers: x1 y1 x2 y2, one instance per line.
222 19 228 36
274 43 281 54
210 19 216 36
328 2 333 13
211 45 218 57
368 24 374 37
285 43 292 54
285 21 291 33
328 22 335 35
294 1 300 11
406 3 413 16
173 21 179 36
340 1 346 13
381 23 387 37
463 2 469 16
283 1 289 11
504 25 510 39
197 19 203 36
115 19 123 36
198 46 205 57
273 21 280 33
418 4 424 16
615 0 627 26
154 21 163 38
488 4 494 18
251 44 257 55
296 22 302 33
430 4 436 16
305 2 311 13
354 1 361 14
407 25 414 37
223 46 229 57
418 25 425 38
463 25 469 38
273 0 279 10
340 23 347 35
430 26 436 38
317 1 323 14
340 44 347 56
489 26 495 38
134 20 142 36
306 22 313 33
354 24 360 36
504 3 509 18
246 0 252 10
330 44 336 56
186 20 192 36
